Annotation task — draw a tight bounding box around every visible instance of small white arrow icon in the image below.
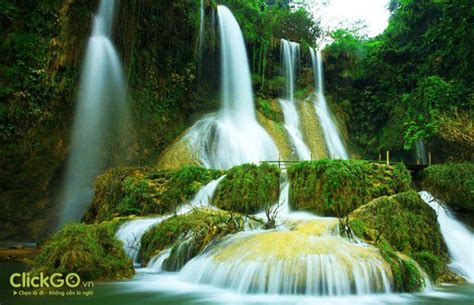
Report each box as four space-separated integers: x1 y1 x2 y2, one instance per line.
13 290 17 295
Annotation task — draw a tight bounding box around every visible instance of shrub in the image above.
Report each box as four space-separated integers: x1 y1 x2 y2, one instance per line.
213 163 280 214
421 163 474 213
32 222 134 281
83 166 222 223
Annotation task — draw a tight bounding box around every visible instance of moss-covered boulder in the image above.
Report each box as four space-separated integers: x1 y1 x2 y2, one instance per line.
32 223 134 281
83 166 222 223
421 163 474 213
213 163 280 214
350 191 445 256
140 209 256 270
288 160 411 216
350 191 448 282
378 246 427 292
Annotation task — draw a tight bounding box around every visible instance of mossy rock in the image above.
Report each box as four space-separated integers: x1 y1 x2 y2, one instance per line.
257 111 293 160
140 209 256 270
421 163 474 213
378 246 427 292
83 166 222 223
350 191 449 283
213 163 280 214
297 99 328 160
32 222 134 281
288 160 412 216
350 191 446 257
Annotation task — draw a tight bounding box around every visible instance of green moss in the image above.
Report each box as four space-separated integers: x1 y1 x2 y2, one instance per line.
83 166 222 223
350 191 446 256
421 163 474 213
288 160 412 216
378 245 425 292
140 208 255 270
256 97 284 122
213 163 280 214
32 222 134 281
412 251 444 281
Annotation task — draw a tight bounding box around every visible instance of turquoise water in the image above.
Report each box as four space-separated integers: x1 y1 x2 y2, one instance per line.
1 264 473 305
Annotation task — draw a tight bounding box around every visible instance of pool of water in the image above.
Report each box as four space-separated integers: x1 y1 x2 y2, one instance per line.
1 264 473 305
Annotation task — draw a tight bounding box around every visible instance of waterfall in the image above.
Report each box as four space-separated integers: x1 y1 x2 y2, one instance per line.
197 0 205 55
281 39 299 102
189 175 226 207
310 48 348 159
59 0 129 224
184 5 279 169
117 176 226 266
178 226 392 295
279 39 311 160
420 191 474 282
416 140 428 165
116 217 166 266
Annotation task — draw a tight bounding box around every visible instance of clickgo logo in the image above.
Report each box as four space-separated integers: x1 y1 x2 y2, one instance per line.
10 272 82 288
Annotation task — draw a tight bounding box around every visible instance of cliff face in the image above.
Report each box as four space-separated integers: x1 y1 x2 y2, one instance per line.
0 0 205 240
0 0 95 240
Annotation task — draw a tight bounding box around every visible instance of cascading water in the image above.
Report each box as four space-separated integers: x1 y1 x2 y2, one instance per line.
310 48 348 159
117 175 439 297
59 0 129 225
197 0 205 55
116 218 166 266
178 222 392 295
416 140 428 165
279 39 311 160
189 175 226 207
116 176 226 266
184 5 279 169
420 191 474 282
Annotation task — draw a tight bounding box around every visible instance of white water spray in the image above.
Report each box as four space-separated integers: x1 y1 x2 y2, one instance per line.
280 39 311 160
184 5 278 169
310 48 348 159
60 0 129 224
117 176 226 266
420 191 474 282
116 217 166 266
197 0 205 55
416 140 428 165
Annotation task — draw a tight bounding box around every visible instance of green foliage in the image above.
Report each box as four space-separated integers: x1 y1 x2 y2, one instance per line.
287 160 411 216
32 222 134 281
421 163 474 212
0 0 92 240
256 96 284 122
139 208 254 269
324 1 474 160
413 251 444 281
379 245 425 292
83 166 222 223
402 76 462 148
213 163 280 214
350 191 446 257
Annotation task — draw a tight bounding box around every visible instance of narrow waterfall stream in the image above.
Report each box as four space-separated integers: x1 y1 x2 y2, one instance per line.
116 175 226 267
416 140 428 164
420 191 474 282
197 0 205 55
183 5 279 169
279 39 311 160
59 0 129 224
310 48 348 159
